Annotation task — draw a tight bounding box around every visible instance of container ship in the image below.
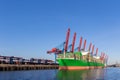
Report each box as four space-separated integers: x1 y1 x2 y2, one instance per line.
47 28 108 70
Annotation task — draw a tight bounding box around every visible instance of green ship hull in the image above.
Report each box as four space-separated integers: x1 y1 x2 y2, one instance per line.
56 52 105 70
57 59 104 66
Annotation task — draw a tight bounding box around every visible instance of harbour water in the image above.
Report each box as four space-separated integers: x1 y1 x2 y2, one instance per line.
0 68 120 80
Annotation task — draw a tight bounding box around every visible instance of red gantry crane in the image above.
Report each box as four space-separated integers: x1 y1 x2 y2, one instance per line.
47 28 70 54
47 28 70 62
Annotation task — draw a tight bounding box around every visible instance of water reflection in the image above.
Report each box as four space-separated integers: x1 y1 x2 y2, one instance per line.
0 68 120 80
56 69 105 80
0 70 57 80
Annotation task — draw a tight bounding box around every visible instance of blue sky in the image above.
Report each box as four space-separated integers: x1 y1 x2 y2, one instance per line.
0 0 120 64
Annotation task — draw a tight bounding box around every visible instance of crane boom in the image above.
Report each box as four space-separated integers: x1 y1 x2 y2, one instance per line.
92 45 94 55
64 28 70 52
95 48 98 56
78 37 82 52
83 39 86 51
71 32 76 53
100 52 103 59
88 43 92 51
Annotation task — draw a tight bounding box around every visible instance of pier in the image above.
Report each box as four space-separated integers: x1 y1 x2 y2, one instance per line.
0 55 59 71
0 64 58 71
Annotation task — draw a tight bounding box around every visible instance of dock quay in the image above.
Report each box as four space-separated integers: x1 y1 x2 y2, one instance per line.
0 64 59 71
